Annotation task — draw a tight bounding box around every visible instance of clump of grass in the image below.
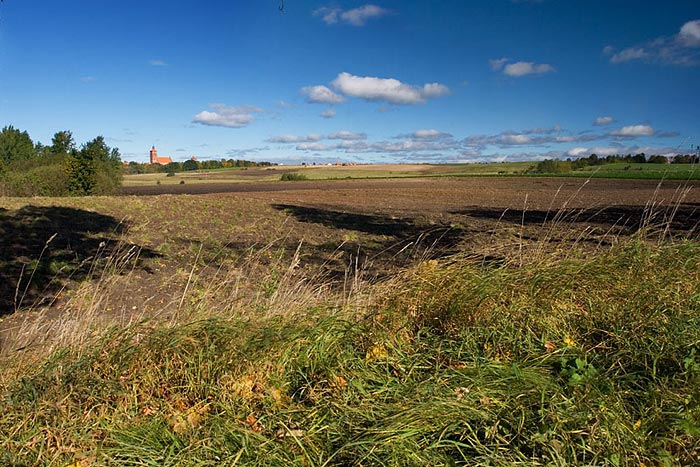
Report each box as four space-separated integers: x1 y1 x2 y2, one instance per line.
280 172 308 181
2 235 699 466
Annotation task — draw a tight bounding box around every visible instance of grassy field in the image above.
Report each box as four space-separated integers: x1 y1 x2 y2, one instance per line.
122 162 536 186
1 178 699 466
568 163 700 180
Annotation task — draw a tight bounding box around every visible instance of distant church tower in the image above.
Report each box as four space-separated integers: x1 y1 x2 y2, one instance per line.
150 146 158 164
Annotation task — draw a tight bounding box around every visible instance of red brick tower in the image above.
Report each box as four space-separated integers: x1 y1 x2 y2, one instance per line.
149 146 158 164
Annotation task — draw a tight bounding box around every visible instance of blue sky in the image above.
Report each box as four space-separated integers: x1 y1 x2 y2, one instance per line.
1 0 699 164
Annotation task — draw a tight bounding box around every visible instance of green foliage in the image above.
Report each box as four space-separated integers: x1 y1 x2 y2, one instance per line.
2 240 699 465
0 129 122 196
0 125 36 173
532 158 572 174
183 159 199 171
64 136 123 196
2 163 70 196
50 130 75 155
280 172 308 181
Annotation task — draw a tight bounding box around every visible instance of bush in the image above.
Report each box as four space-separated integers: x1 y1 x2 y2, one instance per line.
1 163 69 196
280 172 308 181
532 159 572 174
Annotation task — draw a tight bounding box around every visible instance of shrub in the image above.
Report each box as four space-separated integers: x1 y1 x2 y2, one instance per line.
280 172 308 181
532 159 572 174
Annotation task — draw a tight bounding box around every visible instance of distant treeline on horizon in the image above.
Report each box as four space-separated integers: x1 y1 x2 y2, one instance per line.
123 158 276 175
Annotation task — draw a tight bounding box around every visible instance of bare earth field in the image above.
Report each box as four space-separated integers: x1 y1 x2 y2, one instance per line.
2 176 699 353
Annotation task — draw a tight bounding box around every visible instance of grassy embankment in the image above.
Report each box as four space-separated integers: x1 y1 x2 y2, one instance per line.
1 203 699 466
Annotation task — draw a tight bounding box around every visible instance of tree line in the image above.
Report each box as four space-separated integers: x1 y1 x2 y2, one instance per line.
0 126 122 196
123 158 275 175
532 152 699 174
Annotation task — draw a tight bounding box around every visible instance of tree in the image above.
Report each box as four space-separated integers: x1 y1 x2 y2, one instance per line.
183 159 199 171
0 126 36 173
51 130 75 155
66 136 122 195
647 155 668 164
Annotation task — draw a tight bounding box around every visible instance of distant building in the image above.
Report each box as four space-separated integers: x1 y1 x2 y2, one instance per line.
149 146 173 165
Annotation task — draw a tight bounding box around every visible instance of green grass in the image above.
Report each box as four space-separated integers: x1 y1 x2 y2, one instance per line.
2 237 699 466
122 162 537 187
566 163 700 180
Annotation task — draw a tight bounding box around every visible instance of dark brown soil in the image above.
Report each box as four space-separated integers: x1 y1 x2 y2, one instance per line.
2 177 698 353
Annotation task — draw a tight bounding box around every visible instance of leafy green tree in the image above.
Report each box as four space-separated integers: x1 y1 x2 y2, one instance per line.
183 159 199 171
533 159 572 174
66 148 96 195
66 136 122 195
647 155 668 164
0 126 36 173
50 130 75 155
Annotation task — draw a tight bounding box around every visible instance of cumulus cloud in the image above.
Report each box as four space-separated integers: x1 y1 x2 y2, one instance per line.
605 19 700 65
609 125 655 137
594 116 614 126
301 85 345 104
503 61 555 77
314 4 390 26
679 20 700 47
328 131 367 140
331 72 450 104
192 104 262 128
267 134 322 143
320 109 337 119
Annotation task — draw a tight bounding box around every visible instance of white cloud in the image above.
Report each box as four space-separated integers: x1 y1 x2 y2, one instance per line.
341 5 390 26
331 72 450 104
276 100 294 109
610 47 648 64
594 116 614 125
567 147 589 157
566 145 678 158
609 125 655 137
80 76 95 83
314 4 390 26
489 58 509 71
149 59 168 66
679 20 700 47
328 131 367 140
301 85 345 104
464 126 605 148
268 134 322 143
296 142 333 151
606 19 700 66
320 109 337 119
503 61 555 77
192 104 262 128
313 7 341 25
500 134 533 144
411 129 453 141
